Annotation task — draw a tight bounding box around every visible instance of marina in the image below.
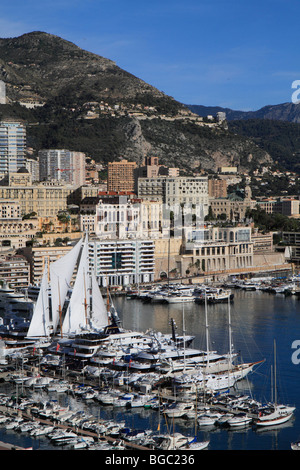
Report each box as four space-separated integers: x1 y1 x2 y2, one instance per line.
0 237 300 451
0 282 299 450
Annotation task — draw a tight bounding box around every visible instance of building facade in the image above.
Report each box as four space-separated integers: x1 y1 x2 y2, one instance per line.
0 183 74 217
0 121 26 174
137 176 209 214
0 254 30 289
188 226 253 274
107 159 137 192
39 149 86 187
89 238 155 286
0 200 38 249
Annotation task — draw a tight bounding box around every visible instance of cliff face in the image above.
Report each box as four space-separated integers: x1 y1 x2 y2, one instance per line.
0 31 273 172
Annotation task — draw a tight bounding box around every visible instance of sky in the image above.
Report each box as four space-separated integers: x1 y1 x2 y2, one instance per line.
1 0 300 111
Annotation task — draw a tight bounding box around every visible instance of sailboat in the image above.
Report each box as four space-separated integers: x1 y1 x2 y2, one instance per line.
61 234 108 336
26 235 109 350
256 340 295 427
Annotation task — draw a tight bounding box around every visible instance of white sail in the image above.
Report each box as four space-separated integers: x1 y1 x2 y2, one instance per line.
27 261 51 338
62 234 109 336
50 238 82 334
90 271 108 330
61 235 90 335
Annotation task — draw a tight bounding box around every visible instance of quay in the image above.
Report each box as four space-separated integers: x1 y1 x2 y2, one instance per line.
0 403 150 451
0 441 31 450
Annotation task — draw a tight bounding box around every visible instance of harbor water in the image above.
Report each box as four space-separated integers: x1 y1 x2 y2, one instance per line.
1 288 300 450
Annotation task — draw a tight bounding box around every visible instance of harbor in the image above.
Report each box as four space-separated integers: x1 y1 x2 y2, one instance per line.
0 282 300 450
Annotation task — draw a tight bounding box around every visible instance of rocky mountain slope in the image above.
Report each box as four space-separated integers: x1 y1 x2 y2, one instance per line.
0 31 273 173
187 102 300 123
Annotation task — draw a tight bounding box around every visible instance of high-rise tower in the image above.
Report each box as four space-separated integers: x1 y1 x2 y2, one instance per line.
0 121 26 174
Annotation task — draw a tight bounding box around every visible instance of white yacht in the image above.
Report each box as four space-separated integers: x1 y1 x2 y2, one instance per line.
255 404 295 427
0 282 34 314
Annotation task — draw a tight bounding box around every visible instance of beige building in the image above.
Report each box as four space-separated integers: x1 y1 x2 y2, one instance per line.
107 159 137 192
208 178 227 198
138 176 209 214
0 254 30 289
0 183 75 217
0 200 38 249
21 244 76 284
209 185 254 221
188 226 253 274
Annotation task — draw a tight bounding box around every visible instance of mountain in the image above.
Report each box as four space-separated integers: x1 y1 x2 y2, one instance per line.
0 31 273 172
187 102 300 123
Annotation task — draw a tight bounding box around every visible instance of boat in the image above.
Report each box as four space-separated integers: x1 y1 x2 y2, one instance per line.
227 412 253 427
195 288 233 304
255 340 295 427
0 281 34 314
153 432 189 450
163 402 195 418
26 235 110 347
50 429 79 445
181 438 210 450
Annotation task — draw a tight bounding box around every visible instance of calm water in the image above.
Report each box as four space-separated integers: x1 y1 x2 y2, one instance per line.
1 289 300 450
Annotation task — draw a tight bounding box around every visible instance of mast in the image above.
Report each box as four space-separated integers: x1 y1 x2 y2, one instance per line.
183 304 186 373
58 278 63 338
205 289 209 370
228 295 232 369
274 339 277 406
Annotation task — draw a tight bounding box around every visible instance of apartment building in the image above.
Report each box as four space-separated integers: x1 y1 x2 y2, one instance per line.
282 232 300 263
0 254 30 289
107 159 137 192
39 149 86 187
137 176 209 213
21 244 76 284
208 178 227 198
80 196 164 239
0 121 26 174
0 183 74 217
89 238 155 286
0 200 38 249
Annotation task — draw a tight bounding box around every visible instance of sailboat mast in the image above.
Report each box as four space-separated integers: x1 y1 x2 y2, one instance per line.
205 289 209 368
228 296 232 366
274 339 277 406
83 269 88 328
58 279 63 338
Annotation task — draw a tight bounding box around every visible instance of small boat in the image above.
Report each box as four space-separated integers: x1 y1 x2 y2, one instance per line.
181 438 210 450
227 413 252 427
197 412 222 427
163 402 195 419
256 340 295 427
153 432 188 450
255 404 295 427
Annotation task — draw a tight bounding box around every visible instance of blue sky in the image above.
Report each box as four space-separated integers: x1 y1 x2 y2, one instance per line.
1 0 300 110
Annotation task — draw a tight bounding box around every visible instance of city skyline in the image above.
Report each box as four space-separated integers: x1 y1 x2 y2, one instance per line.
0 1 300 111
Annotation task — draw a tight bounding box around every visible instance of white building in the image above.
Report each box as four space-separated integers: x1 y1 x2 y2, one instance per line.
81 197 165 239
0 81 6 104
89 238 155 286
191 225 253 272
39 149 86 187
0 121 26 173
137 176 209 217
